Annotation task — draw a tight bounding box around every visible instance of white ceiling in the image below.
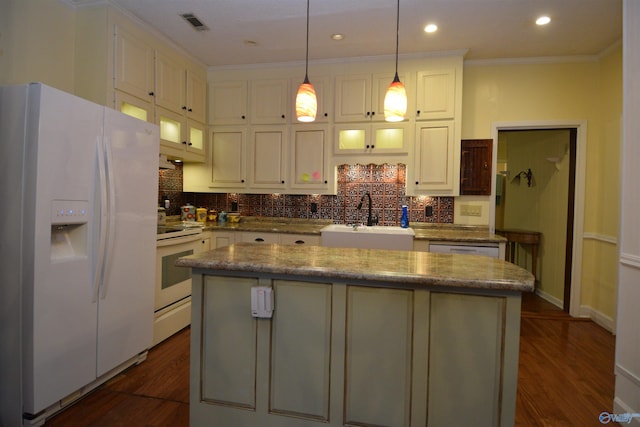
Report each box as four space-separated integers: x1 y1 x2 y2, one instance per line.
87 0 622 67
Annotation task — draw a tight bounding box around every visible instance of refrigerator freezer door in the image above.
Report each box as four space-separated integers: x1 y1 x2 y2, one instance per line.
96 108 159 376
24 84 102 414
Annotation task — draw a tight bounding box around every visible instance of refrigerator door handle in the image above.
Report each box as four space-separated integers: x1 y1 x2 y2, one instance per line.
99 136 117 300
93 136 108 303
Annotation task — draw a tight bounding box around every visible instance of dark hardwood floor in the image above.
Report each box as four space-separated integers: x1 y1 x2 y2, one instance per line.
45 293 617 427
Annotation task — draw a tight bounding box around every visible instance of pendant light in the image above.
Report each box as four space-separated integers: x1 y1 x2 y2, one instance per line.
384 0 407 122
296 0 317 122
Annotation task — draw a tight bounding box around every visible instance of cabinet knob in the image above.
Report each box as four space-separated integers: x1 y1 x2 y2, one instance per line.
188 108 193 112
371 145 375 149
188 142 193 146
366 145 370 149
416 110 421 115
241 179 245 183
416 181 419 185
281 180 285 184
241 115 246 120
371 112 375 117
281 114 285 119
255 237 265 242
294 240 305 245
148 91 155 97
182 141 187 145
366 112 371 117
324 180 328 184
324 113 328 117
182 106 187 110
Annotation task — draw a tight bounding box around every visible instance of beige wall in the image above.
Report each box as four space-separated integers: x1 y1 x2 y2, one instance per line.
0 0 76 92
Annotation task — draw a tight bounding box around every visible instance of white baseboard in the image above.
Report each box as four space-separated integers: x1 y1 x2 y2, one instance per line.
579 305 616 333
534 288 615 333
534 288 563 308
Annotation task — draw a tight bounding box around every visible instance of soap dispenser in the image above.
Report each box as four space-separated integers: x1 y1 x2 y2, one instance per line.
400 205 409 228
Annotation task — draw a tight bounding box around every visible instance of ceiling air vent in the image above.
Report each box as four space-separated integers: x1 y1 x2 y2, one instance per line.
180 13 209 31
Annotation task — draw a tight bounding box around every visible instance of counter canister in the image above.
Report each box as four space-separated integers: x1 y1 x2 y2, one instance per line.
181 203 196 221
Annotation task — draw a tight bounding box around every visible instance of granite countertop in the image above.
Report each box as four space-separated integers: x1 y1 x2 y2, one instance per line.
202 217 332 235
176 243 534 293
195 217 506 243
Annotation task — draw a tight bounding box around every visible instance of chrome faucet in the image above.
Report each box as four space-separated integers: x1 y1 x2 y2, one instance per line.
357 192 374 226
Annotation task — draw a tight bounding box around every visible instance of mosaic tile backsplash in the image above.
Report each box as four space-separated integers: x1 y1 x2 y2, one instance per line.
159 163 453 225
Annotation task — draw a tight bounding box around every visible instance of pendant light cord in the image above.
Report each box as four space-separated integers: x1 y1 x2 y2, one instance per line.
394 0 400 77
304 0 310 83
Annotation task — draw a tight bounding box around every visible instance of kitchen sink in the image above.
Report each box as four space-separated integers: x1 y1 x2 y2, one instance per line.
320 224 415 250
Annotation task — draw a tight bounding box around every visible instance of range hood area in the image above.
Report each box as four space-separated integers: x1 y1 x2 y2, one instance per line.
159 154 175 170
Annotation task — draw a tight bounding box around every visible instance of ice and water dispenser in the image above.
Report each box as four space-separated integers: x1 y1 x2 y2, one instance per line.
50 200 90 262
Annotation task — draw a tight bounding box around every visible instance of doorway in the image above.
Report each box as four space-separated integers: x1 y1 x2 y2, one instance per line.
491 121 586 317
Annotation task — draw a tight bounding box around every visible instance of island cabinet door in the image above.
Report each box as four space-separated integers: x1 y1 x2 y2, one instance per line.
426 292 521 427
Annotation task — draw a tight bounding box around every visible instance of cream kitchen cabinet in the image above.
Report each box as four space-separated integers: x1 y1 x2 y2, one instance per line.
334 72 409 122
155 49 207 123
333 122 410 156
249 126 288 191
415 68 456 121
409 120 460 196
210 231 236 249
157 106 206 162
251 78 289 124
289 76 331 123
115 90 153 123
237 232 320 246
113 24 155 106
290 125 331 193
208 127 248 190
278 233 321 246
237 232 280 244
209 80 249 125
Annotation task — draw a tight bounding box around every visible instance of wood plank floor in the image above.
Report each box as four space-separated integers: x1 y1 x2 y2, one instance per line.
45 293 617 427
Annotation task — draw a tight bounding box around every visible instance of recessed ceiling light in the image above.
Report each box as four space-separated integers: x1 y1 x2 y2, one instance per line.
424 24 438 33
331 34 344 41
536 16 551 26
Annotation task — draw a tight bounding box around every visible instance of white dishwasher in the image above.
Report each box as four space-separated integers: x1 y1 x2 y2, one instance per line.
429 243 500 258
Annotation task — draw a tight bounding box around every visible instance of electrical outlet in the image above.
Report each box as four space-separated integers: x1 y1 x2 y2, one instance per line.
425 206 433 217
310 202 318 213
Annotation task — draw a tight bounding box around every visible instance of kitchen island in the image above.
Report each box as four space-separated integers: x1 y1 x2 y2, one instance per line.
177 243 533 427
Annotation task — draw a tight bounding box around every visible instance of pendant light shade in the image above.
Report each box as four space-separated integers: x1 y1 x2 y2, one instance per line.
384 0 407 122
296 0 317 122
296 78 317 122
384 73 407 122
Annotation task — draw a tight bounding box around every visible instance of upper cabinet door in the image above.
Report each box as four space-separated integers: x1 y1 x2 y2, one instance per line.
334 74 372 122
290 125 330 191
251 79 289 124
186 67 206 123
210 127 247 189
155 49 186 113
114 25 154 102
249 126 287 189
415 68 456 120
412 120 458 195
209 80 249 125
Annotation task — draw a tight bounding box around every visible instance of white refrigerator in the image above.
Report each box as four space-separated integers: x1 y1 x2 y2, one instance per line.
0 83 159 426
